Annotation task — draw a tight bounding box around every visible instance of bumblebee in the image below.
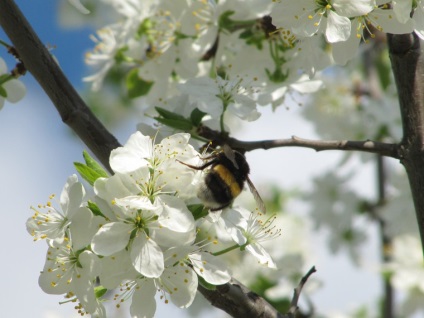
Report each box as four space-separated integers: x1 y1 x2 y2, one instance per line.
179 145 266 213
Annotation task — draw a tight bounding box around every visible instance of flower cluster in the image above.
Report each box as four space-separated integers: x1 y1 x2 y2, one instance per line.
79 0 324 126
77 1 424 128
27 131 278 317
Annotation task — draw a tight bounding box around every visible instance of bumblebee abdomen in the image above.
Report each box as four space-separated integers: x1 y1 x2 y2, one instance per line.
213 164 242 197
198 163 243 207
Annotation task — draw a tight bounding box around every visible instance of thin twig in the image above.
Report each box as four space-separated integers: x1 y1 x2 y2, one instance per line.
288 266 317 315
197 126 401 158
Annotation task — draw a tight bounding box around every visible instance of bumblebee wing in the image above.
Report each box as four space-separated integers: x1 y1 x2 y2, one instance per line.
247 176 266 214
223 144 239 169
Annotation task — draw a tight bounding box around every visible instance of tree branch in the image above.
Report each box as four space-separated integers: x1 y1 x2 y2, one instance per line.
197 126 400 158
0 0 120 171
199 266 316 318
388 33 424 252
288 266 316 315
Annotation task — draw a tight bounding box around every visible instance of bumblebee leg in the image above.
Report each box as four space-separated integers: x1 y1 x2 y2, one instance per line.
176 159 216 170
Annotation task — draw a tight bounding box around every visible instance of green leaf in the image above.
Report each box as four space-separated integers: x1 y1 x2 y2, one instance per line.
83 151 108 178
197 275 217 290
155 106 188 121
155 107 193 131
74 163 106 186
187 204 208 220
94 286 108 298
190 108 208 126
0 85 6 98
155 117 193 131
87 200 105 218
126 69 154 98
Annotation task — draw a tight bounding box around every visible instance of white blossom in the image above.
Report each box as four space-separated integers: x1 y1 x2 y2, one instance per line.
27 175 87 245
38 242 105 317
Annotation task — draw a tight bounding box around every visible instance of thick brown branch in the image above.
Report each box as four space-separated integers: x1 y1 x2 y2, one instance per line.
199 267 316 318
0 0 120 171
198 278 285 318
388 33 424 252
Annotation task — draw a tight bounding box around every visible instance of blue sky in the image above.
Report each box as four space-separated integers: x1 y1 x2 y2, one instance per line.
0 1 381 317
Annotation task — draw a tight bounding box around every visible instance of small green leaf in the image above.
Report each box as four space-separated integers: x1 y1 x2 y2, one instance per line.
74 163 104 186
94 286 108 298
87 200 105 218
155 106 188 121
155 107 193 130
155 117 193 131
190 108 208 126
187 204 208 220
126 69 154 98
83 151 108 178
197 275 218 290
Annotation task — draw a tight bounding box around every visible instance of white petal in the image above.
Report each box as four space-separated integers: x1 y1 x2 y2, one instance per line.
114 195 157 211
3 79 26 103
332 0 374 17
156 195 195 232
332 21 361 65
191 252 231 285
99 250 135 289
326 11 351 43
393 0 413 24
73 253 101 314
131 234 164 278
371 8 414 34
164 265 198 308
246 243 277 269
150 226 196 248
289 76 323 93
91 222 132 256
68 0 90 14
130 279 157 318
69 207 104 250
59 175 79 215
220 208 248 245
110 131 152 173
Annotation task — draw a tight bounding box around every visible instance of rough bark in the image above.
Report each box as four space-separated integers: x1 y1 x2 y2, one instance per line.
388 33 424 251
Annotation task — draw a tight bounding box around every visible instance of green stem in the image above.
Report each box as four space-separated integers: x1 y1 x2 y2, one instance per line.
212 244 241 256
